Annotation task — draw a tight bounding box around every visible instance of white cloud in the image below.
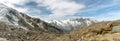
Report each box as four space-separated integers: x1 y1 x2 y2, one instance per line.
79 0 119 14
27 8 42 16
0 0 85 20
0 0 28 13
0 0 28 5
35 0 85 17
1 0 119 21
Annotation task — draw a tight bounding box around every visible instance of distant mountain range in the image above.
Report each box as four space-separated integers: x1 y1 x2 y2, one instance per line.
48 18 97 32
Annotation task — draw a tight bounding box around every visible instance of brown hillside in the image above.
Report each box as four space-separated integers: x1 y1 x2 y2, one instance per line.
0 20 120 41
53 20 120 41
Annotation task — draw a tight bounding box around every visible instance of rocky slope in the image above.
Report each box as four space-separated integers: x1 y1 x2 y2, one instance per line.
1 19 120 41
0 3 64 41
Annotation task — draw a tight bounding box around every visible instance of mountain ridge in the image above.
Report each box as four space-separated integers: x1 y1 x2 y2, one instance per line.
0 3 100 41
0 3 96 33
0 3 64 34
48 18 97 32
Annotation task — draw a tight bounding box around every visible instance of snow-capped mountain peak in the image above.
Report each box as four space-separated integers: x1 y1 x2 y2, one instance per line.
48 18 97 32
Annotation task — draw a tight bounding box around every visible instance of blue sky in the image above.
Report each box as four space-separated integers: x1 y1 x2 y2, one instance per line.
1 0 120 21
